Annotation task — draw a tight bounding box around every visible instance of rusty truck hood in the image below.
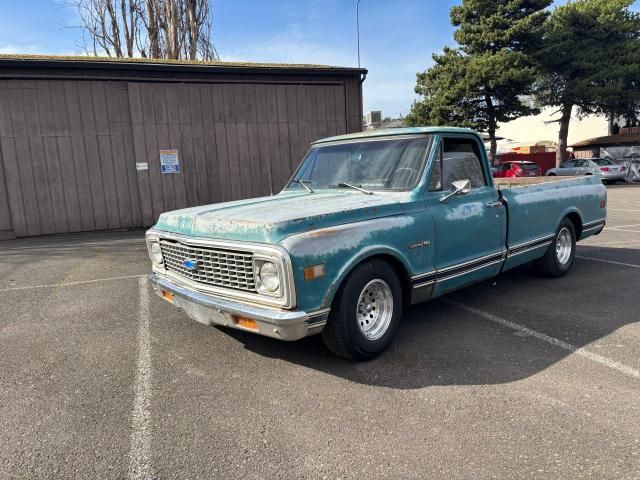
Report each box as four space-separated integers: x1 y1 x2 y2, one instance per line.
153 190 415 244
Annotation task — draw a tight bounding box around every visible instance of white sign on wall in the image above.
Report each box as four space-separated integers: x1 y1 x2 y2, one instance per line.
160 149 180 174
136 162 149 171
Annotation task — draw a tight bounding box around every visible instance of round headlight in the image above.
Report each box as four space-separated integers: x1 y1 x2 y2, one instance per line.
150 242 164 265
257 261 280 292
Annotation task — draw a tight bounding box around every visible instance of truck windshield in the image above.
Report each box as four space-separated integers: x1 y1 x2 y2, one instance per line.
287 136 432 192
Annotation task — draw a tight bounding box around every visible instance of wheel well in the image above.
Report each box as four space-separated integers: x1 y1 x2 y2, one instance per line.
335 254 412 310
565 212 583 240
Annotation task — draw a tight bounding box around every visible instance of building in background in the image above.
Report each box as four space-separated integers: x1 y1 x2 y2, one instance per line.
0 56 366 239
363 111 407 130
571 131 640 161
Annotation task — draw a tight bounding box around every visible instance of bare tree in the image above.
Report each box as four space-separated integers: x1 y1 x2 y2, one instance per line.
69 0 218 61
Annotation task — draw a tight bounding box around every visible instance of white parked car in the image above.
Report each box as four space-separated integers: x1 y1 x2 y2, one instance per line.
547 158 626 184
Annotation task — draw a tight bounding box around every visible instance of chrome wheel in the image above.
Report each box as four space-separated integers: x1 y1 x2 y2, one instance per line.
356 279 394 341
555 227 572 265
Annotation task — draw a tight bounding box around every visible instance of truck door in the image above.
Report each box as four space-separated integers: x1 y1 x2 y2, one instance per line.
426 135 506 296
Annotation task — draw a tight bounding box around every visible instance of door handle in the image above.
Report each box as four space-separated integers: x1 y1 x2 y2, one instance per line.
486 200 502 208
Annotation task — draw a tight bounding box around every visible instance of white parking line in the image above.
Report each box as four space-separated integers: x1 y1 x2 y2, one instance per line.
0 238 145 252
128 277 153 480
603 228 640 233
608 208 640 212
577 255 640 269
0 274 146 292
604 223 640 230
445 299 640 380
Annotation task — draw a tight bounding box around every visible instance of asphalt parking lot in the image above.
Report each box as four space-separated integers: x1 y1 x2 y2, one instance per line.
1 185 639 480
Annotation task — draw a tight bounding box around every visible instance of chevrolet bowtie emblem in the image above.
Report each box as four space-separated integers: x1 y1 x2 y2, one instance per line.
182 259 199 270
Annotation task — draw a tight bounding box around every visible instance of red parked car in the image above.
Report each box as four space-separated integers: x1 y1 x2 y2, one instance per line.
493 161 542 178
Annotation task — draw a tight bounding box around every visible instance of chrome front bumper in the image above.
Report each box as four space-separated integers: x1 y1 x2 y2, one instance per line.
150 273 328 341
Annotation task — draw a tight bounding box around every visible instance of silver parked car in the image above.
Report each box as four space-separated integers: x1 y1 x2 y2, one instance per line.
547 158 626 184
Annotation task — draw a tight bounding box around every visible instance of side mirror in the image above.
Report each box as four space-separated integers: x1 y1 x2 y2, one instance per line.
439 179 471 203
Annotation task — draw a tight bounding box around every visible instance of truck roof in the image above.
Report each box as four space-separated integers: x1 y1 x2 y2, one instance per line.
312 126 481 145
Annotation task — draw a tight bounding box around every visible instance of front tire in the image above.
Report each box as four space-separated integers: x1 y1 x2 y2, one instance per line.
534 218 576 278
322 260 402 360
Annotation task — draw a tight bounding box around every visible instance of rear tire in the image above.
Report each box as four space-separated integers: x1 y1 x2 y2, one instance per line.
548 173 556 176
534 218 576 278
322 259 402 360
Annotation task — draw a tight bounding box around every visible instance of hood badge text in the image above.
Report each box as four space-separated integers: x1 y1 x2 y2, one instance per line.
408 240 431 249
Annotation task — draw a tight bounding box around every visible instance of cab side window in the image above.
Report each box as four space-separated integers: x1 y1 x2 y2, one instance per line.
429 137 487 191
442 138 487 188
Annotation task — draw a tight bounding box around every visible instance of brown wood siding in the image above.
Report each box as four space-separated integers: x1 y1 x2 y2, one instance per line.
127 81 349 219
0 72 362 237
573 147 600 159
0 80 141 237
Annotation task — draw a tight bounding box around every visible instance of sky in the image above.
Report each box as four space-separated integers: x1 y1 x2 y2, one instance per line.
0 0 621 146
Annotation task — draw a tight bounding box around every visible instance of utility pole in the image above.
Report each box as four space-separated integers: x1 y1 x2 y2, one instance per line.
356 0 362 68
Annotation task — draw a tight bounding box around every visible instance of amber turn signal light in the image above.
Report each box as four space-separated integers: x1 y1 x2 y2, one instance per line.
233 316 258 331
303 264 326 280
161 290 174 302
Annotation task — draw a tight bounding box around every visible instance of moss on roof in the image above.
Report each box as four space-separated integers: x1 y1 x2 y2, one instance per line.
0 54 359 71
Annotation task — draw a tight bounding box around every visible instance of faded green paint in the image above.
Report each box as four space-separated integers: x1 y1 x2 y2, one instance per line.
150 128 607 316
312 126 481 145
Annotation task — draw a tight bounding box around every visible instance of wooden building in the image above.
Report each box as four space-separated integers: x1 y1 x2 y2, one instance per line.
571 132 640 159
0 56 366 239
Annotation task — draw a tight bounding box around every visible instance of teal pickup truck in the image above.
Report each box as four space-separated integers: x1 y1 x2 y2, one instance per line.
146 127 607 360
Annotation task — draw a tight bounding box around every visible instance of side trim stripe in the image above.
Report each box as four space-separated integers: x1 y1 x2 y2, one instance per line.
411 251 505 288
584 218 606 228
508 234 554 252
409 219 606 290
437 259 504 282
583 224 604 233
436 252 505 279
507 240 552 258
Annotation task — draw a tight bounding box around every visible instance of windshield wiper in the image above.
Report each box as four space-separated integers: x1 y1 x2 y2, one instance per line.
338 182 374 195
292 179 314 193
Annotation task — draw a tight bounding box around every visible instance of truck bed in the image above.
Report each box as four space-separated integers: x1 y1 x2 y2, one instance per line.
494 176 584 189
495 174 606 271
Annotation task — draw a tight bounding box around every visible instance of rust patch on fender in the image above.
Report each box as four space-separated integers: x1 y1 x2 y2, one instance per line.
309 228 339 238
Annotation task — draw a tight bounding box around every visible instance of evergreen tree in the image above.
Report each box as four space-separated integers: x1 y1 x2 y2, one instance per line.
407 0 551 162
534 0 640 166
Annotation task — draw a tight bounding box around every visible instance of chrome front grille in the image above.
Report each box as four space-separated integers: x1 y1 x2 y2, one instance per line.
160 240 256 292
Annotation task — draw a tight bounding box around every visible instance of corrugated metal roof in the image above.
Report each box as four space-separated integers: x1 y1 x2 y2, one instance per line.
0 54 367 76
571 132 640 148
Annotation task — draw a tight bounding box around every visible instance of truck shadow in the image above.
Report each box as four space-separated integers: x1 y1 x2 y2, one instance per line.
222 245 639 389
